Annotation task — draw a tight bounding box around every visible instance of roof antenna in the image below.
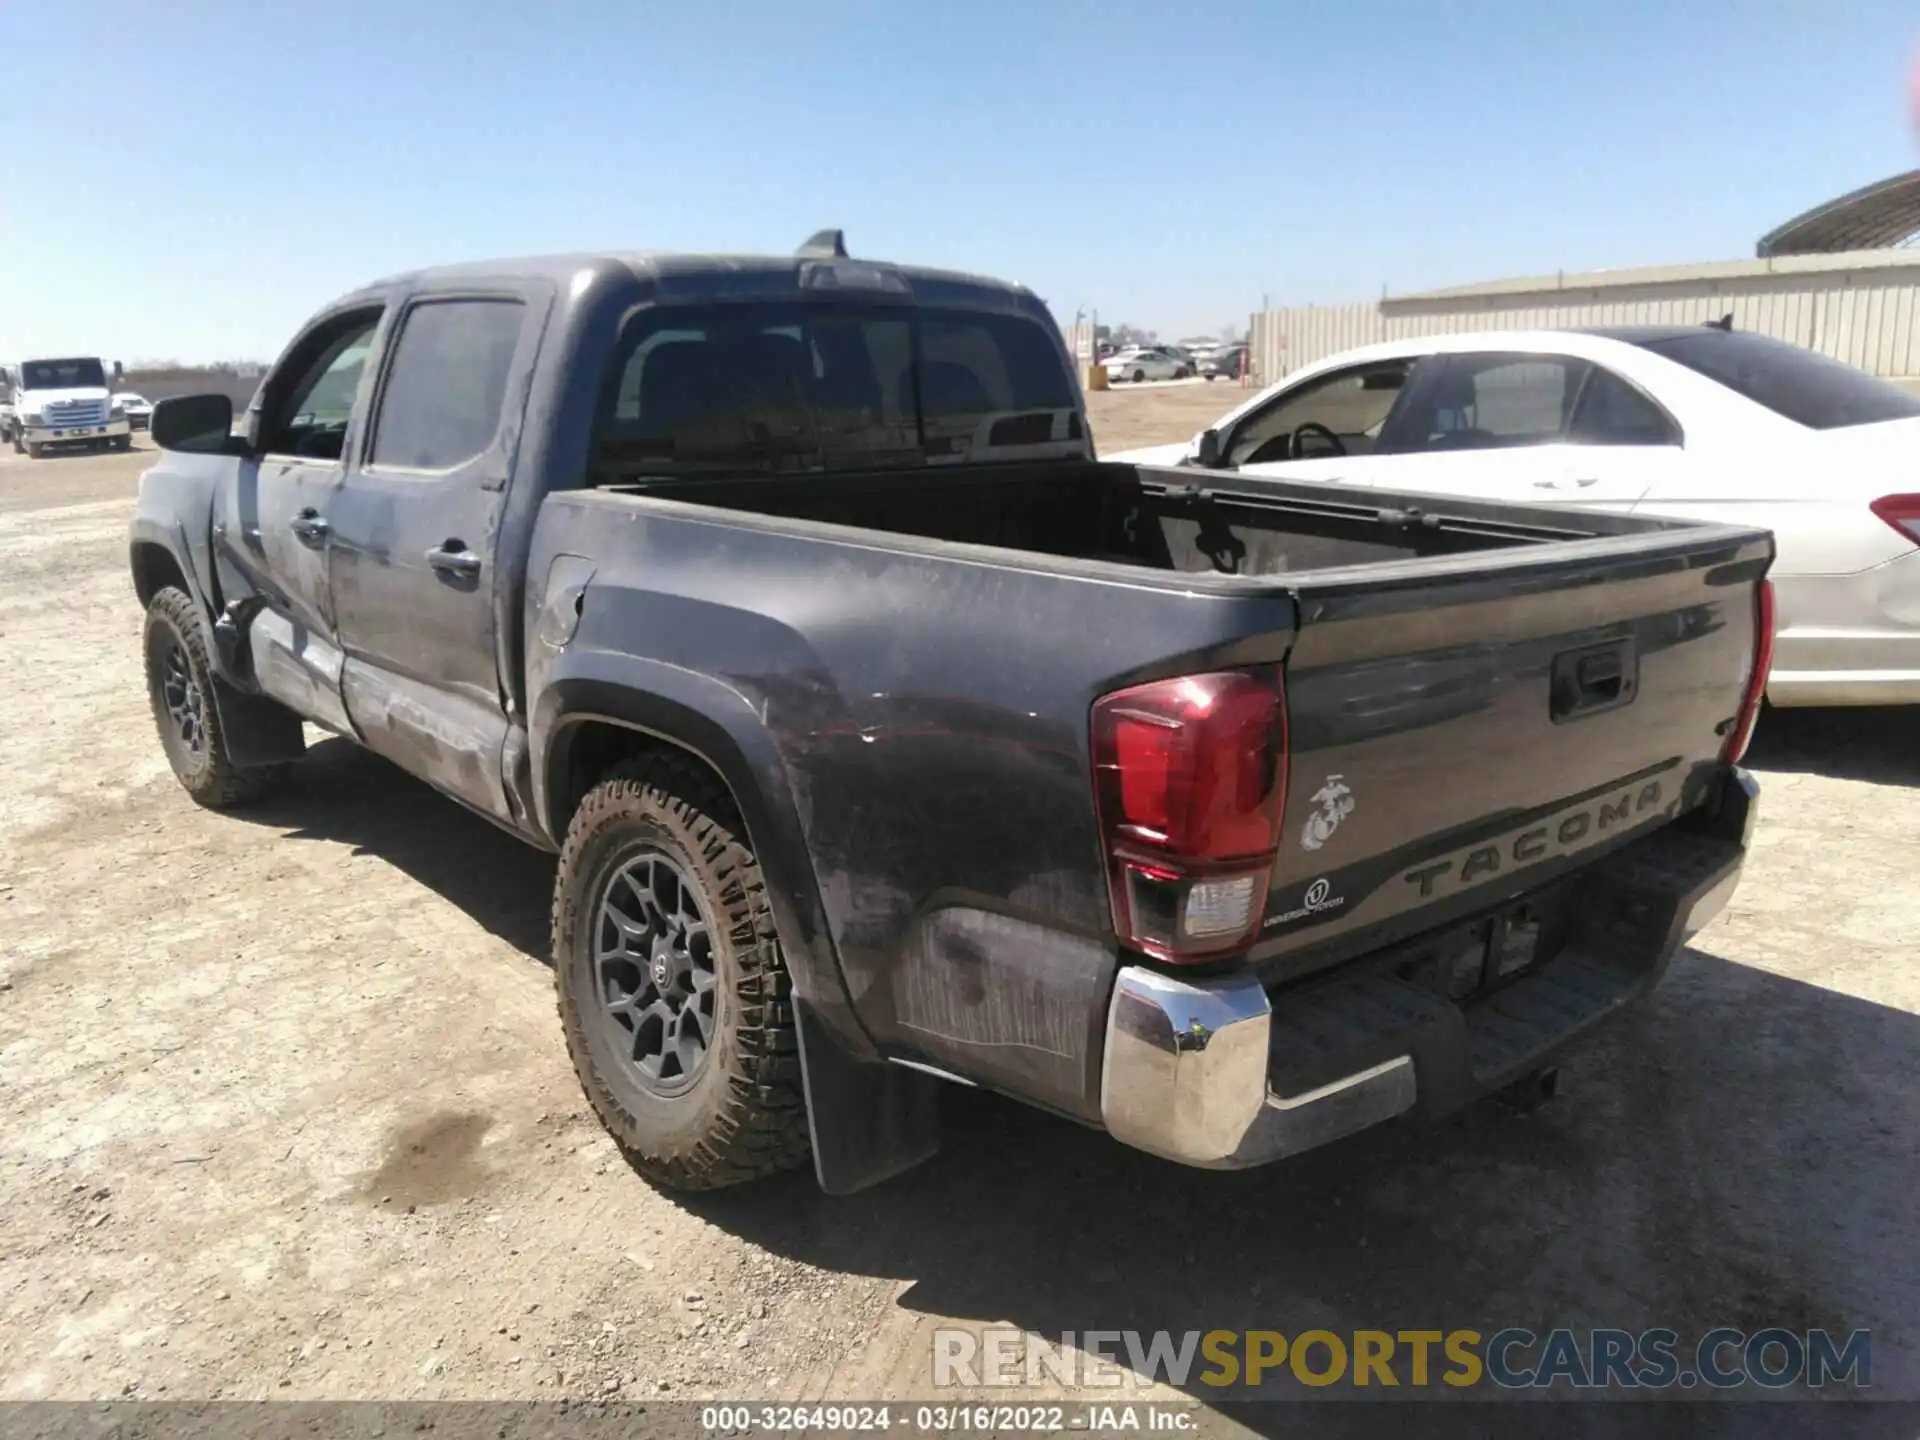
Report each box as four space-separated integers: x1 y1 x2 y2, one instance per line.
797 228 849 258
1707 312 1734 331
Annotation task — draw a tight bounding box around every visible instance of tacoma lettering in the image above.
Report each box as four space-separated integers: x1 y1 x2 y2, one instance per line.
1402 782 1665 899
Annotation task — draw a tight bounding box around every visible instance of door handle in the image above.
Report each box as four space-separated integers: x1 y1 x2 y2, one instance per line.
290 508 331 546
1534 476 1599 490
426 541 482 579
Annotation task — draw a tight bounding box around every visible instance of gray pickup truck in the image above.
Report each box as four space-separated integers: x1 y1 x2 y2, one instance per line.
129 233 1774 1195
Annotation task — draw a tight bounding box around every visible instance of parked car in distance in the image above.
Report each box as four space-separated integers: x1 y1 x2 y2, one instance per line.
1202 345 1248 381
116 393 155 431
1104 346 1189 383
1107 325 1920 708
130 239 1771 1198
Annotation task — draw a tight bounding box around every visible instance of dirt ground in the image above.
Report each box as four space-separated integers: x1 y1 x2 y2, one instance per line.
1086 376 1246 453
3 409 1918 1425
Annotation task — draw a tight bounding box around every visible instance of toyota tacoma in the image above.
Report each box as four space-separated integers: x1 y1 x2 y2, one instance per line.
128 233 1774 1193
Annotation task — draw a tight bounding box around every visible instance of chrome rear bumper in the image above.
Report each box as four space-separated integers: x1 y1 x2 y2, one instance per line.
1099 966 1416 1169
1098 769 1757 1170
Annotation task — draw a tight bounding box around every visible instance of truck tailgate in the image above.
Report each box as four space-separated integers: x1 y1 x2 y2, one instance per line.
1254 516 1772 974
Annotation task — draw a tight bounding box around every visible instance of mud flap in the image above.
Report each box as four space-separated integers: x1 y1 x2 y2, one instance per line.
208 674 307 769
795 1002 941 1195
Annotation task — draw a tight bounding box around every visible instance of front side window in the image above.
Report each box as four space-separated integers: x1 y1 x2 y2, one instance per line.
1393 353 1587 454
1637 330 1920 431
370 298 525 471
261 312 381 461
1227 359 1414 465
596 302 1078 478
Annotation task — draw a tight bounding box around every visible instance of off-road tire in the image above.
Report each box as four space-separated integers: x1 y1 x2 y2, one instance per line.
142 586 289 808
552 755 810 1191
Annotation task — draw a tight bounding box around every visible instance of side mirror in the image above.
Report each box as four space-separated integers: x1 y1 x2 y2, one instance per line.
151 393 246 455
1194 428 1223 468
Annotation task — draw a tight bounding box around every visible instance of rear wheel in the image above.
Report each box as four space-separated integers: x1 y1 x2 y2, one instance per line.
142 587 288 807
552 755 811 1191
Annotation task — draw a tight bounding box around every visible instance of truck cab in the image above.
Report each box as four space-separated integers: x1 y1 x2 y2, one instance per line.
3 356 133 457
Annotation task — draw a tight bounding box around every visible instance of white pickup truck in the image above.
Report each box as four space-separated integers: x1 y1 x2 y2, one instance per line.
2 357 133 458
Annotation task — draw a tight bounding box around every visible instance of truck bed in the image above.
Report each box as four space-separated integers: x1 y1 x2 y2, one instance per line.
596 458 1579 579
535 462 1769 1124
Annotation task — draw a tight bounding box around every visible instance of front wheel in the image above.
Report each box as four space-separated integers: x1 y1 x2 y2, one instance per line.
1131 369 1145 384
142 587 288 807
552 755 811 1191
113 434 133 452
25 441 43 459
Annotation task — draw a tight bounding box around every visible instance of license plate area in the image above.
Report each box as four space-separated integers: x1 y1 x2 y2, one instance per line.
1395 886 1573 1003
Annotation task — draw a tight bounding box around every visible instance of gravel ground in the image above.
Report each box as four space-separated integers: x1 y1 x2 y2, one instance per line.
2 417 1916 1426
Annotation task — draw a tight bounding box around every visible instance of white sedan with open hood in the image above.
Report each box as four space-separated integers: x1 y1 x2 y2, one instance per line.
1107 324 1920 708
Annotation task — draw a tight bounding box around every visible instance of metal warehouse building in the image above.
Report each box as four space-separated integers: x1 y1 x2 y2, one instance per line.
1248 170 1920 388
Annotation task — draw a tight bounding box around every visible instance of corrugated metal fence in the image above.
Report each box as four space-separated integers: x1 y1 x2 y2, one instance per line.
1248 250 1920 387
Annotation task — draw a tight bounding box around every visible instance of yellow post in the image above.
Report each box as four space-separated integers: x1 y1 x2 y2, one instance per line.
1085 363 1109 392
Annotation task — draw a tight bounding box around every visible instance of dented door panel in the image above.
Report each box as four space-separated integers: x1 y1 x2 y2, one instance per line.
327 282 554 825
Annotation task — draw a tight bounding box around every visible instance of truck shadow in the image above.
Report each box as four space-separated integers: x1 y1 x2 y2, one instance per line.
1745 706 1919 788
232 735 557 961
681 950 1919 1425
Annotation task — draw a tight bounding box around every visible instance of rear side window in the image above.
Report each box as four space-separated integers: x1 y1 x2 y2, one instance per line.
1394 354 1587 452
370 298 524 471
1568 368 1681 446
596 302 1080 477
1639 331 1920 430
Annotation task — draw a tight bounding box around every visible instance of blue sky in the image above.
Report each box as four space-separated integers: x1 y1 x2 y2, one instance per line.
5 0 1918 362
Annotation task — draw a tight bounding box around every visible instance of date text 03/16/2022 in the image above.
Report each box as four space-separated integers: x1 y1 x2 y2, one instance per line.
699 1404 1195 1432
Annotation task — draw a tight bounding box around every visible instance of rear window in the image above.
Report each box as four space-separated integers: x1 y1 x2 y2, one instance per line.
1638 331 1920 430
595 302 1080 478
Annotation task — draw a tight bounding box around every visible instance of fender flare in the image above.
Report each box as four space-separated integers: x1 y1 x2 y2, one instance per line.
533 660 874 1061
129 515 305 767
129 515 217 629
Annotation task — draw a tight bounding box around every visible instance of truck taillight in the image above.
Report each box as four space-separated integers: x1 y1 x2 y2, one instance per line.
1869 493 1920 544
1091 668 1289 964
1722 579 1775 765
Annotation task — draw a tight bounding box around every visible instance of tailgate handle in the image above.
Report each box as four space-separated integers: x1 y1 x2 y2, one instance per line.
1550 640 1637 722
